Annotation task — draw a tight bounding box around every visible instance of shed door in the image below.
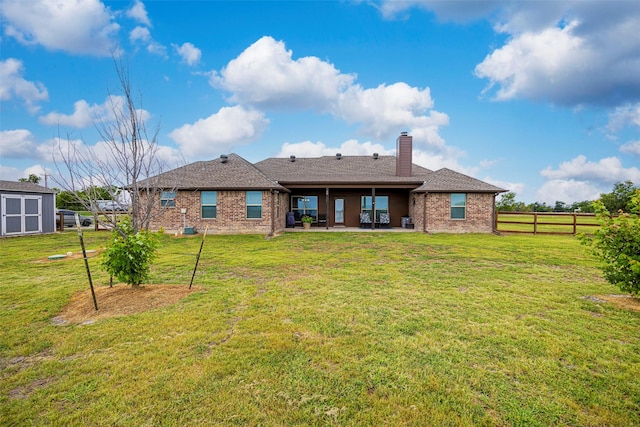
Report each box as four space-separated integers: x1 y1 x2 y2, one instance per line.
2 195 42 235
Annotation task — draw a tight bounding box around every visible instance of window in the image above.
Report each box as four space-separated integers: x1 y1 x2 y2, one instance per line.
451 193 466 219
161 191 176 207
291 195 318 222
201 191 217 219
246 191 262 219
361 196 389 222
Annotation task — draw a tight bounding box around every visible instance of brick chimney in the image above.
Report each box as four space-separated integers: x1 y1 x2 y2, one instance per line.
396 131 412 177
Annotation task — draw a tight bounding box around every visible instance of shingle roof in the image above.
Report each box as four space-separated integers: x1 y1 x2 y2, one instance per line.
254 155 432 185
139 153 287 191
142 154 505 194
0 180 56 194
413 168 506 193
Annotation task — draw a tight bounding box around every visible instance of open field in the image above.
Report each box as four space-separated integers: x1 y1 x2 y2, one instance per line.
1 231 638 425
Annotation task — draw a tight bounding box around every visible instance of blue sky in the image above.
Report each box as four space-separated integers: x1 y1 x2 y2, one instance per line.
1 0 639 204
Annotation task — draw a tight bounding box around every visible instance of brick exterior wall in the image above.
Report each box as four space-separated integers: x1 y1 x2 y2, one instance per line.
147 190 289 235
143 189 495 234
415 192 496 233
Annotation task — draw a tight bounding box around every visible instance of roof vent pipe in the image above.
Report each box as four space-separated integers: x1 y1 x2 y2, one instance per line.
220 154 228 163
336 153 342 160
373 153 379 159
289 155 296 162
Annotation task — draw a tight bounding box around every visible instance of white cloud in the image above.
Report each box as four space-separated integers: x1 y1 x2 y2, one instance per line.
126 0 151 27
379 1 640 107
0 164 51 183
535 179 604 205
620 141 640 156
0 129 37 158
0 58 48 113
38 95 148 129
540 155 640 184
210 36 355 110
211 36 449 142
378 0 501 22
337 83 449 142
128 26 166 57
483 177 525 196
475 20 593 104
277 139 392 158
1 0 120 56
40 100 97 128
147 41 167 58
129 26 151 43
607 103 640 134
473 3 640 106
174 42 201 66
169 106 269 158
0 165 22 181
535 154 640 204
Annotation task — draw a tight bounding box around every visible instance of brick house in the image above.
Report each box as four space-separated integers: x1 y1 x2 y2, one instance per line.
142 132 506 234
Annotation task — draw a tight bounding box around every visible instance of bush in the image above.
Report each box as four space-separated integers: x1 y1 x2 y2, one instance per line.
579 190 640 295
102 217 158 287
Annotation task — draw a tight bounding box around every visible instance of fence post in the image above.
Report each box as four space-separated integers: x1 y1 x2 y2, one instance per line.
573 213 577 235
533 213 537 235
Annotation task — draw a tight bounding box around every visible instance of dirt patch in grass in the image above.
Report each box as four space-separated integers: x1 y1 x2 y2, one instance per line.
8 377 56 400
594 294 640 312
53 284 203 325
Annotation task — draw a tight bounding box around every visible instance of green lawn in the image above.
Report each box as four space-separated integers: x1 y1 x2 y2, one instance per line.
1 231 638 426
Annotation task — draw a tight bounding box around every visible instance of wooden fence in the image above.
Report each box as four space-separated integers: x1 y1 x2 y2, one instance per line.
496 211 601 235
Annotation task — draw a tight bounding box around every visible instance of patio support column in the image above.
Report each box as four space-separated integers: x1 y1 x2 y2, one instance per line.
371 187 376 229
325 187 329 229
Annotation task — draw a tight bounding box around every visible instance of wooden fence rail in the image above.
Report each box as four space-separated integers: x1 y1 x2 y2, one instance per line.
496 211 601 235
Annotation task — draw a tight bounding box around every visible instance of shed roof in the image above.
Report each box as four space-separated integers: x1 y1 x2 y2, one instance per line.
254 155 432 185
413 168 506 193
0 180 56 194
138 153 288 191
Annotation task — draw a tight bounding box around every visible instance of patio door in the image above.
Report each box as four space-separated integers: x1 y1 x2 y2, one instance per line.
334 198 344 225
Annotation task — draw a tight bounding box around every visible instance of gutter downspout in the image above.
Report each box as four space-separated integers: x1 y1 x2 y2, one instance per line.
270 190 276 236
492 192 498 234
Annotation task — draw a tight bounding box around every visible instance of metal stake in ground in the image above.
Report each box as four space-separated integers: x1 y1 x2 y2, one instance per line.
76 213 98 310
189 226 208 289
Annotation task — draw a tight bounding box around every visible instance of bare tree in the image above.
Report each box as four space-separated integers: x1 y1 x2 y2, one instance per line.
53 58 179 236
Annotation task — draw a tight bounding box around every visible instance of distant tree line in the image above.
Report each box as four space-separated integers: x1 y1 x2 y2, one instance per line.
496 180 639 213
55 186 118 211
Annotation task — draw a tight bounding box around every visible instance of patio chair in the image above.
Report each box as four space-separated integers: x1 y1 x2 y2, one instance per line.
360 212 372 228
379 212 390 228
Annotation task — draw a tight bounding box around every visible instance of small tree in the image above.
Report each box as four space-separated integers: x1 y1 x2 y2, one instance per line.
579 190 640 296
599 180 638 213
496 191 527 212
53 58 179 236
19 174 41 184
102 217 158 287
